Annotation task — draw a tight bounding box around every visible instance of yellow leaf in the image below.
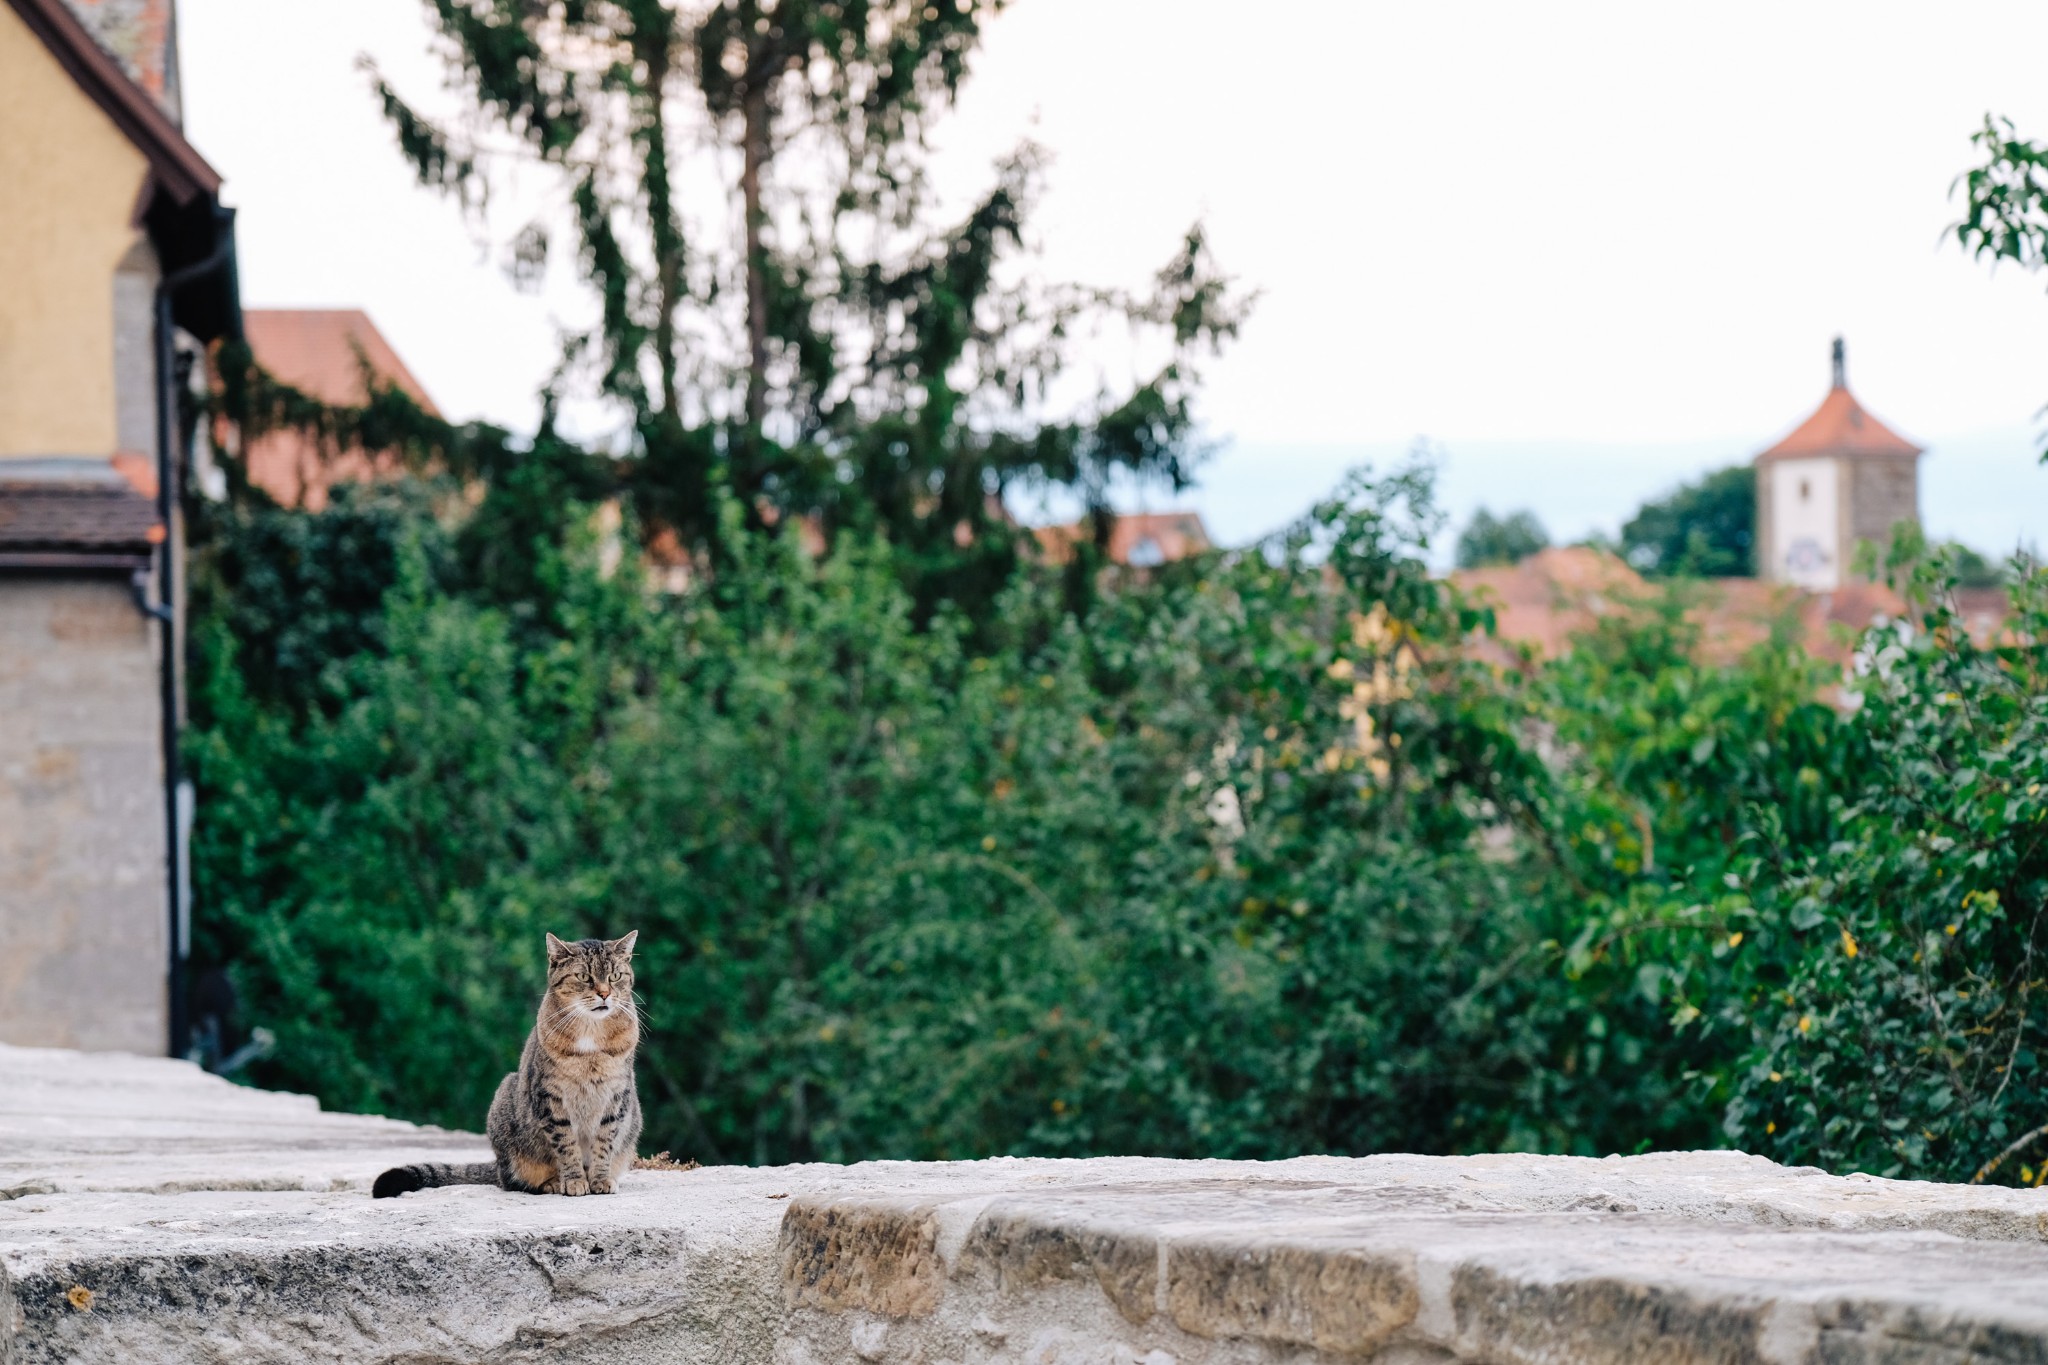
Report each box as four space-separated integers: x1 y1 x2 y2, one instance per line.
1766 1121 1776 1135
1727 932 1744 949
1798 1015 1813 1034
1841 930 1858 958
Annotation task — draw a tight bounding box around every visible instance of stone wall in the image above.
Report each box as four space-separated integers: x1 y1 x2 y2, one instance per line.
6 1045 2048 1364
0 582 166 1054
1846 453 1920 569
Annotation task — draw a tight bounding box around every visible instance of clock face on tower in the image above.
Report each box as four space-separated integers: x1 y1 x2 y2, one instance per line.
1785 537 1830 576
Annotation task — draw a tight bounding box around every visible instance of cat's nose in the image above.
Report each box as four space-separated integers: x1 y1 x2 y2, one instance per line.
595 985 612 1000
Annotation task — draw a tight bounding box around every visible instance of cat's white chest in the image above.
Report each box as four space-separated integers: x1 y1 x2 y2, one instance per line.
574 1036 599 1054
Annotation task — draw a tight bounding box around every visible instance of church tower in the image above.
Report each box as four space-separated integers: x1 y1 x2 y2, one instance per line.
1754 339 1923 590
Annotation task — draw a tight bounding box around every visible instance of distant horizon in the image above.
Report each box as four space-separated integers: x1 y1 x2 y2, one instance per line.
1031 424 2046 570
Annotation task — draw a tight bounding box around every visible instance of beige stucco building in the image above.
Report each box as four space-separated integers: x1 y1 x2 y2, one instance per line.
0 0 237 1053
1754 340 1924 590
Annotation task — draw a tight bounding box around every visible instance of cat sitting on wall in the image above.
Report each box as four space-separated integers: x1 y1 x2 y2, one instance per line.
373 932 642 1197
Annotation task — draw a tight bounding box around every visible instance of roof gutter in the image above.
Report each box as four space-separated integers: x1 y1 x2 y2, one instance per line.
149 202 237 1059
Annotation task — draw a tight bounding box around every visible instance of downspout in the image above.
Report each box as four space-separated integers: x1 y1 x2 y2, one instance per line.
150 203 236 1059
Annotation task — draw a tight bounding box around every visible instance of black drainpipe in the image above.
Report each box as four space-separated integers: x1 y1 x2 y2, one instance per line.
151 205 236 1060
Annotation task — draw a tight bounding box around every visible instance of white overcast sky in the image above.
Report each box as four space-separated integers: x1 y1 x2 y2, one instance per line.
180 0 2048 559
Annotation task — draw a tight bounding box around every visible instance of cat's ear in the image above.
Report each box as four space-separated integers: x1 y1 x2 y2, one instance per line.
609 930 638 957
545 932 572 961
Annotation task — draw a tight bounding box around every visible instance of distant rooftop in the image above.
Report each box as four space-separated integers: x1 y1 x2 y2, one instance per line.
1757 338 1921 463
1451 545 1920 667
238 309 438 510
1033 511 1213 567
243 309 439 415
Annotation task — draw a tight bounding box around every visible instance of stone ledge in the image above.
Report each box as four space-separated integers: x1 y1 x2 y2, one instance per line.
5 1045 2048 1364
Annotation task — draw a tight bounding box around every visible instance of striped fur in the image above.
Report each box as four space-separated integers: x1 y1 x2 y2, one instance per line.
373 932 642 1199
370 1161 496 1198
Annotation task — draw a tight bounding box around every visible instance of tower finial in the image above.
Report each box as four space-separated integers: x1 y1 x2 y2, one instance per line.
1831 336 1846 389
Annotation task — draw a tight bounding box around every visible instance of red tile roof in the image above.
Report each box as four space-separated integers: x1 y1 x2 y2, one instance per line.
1757 383 1921 463
242 310 439 414
1033 511 1213 566
1450 547 1644 659
1450 547 1921 667
238 310 438 510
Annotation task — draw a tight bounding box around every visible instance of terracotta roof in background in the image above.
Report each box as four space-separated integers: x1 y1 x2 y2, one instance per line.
1757 384 1921 463
238 310 438 510
1452 547 1646 660
243 310 440 414
1450 547 1925 667
1034 511 1213 566
6 0 216 205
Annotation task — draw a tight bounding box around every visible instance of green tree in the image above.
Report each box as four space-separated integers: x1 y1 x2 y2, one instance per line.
1947 542 2008 590
1619 465 1754 578
363 1 1248 608
1454 507 1548 569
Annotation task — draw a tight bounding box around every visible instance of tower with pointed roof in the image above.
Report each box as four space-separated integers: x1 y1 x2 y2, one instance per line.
1754 338 1923 591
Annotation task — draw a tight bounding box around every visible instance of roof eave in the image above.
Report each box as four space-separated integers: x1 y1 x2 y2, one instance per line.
1755 443 1924 463
7 0 221 206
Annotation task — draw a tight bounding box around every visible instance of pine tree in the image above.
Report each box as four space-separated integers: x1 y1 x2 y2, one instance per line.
365 0 1249 606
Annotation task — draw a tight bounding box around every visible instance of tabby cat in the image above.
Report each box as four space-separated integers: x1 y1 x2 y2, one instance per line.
373 932 643 1198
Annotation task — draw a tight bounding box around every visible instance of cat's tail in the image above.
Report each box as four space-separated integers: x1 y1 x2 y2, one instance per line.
371 1161 497 1198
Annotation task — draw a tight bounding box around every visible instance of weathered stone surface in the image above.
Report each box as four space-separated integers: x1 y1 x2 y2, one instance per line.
0 1042 485 1198
7 1044 2048 1364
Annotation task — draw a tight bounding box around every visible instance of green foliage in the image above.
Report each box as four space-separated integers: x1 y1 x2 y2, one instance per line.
176 79 2048 1183
1454 508 1548 569
187 444 2048 1178
1947 542 2009 590
1715 552 2048 1180
188 464 1697 1159
1619 466 1755 578
1953 114 2048 465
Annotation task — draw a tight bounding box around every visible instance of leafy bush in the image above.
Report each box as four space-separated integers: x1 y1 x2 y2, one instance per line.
188 467 1694 1160
1714 556 2048 1180
187 457 2047 1181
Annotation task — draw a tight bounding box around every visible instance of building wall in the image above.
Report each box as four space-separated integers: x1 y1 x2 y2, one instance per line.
113 236 162 464
0 1 152 461
0 577 167 1053
1847 454 1920 569
1763 456 1841 590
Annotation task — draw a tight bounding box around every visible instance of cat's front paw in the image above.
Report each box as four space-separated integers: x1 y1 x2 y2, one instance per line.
588 1176 616 1195
560 1176 591 1196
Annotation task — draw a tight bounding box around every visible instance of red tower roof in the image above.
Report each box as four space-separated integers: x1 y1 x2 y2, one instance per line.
1757 339 1921 463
